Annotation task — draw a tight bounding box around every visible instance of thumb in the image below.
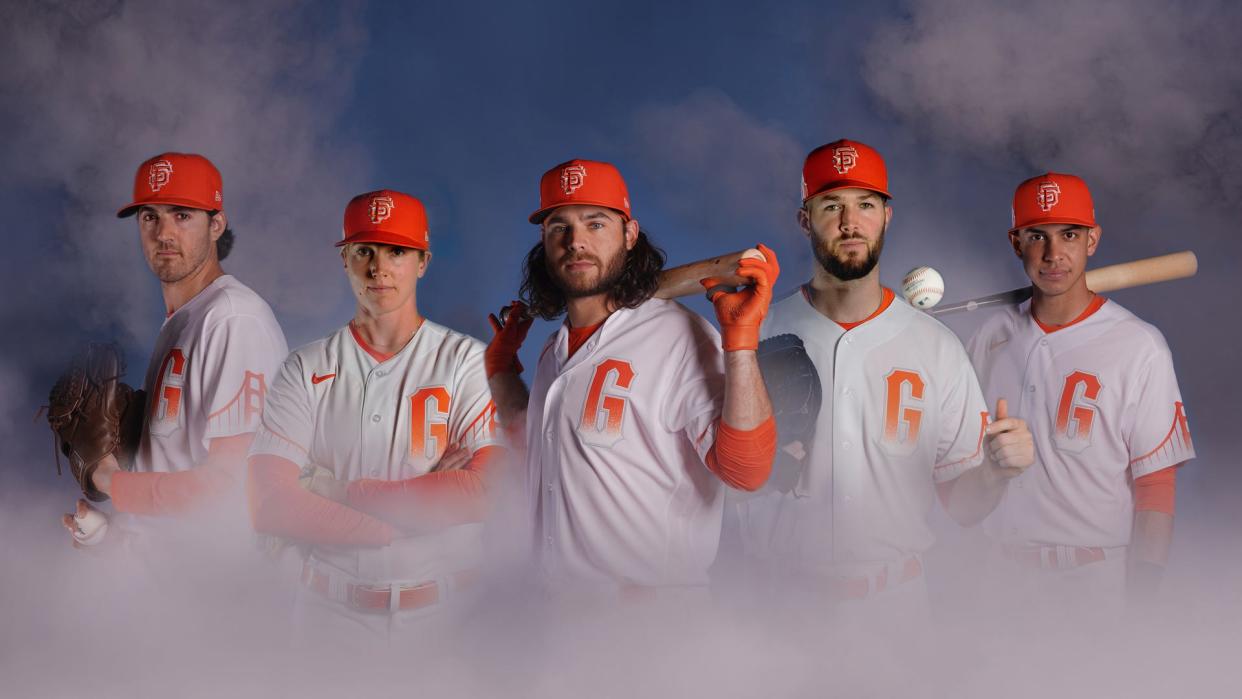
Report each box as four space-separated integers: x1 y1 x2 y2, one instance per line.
994 398 1009 422
76 499 89 518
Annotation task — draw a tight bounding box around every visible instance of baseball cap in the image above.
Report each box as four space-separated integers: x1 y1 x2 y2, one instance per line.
801 139 891 202
117 152 224 218
1010 172 1096 232
338 189 429 250
529 159 632 224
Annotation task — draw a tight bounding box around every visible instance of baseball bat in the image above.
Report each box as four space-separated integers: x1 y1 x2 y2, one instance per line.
498 248 762 324
929 250 1198 316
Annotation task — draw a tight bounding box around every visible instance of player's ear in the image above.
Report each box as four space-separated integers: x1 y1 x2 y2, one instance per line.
1008 231 1023 257
1086 226 1101 257
797 207 812 239
623 218 639 250
208 211 227 242
883 200 893 227
417 250 431 278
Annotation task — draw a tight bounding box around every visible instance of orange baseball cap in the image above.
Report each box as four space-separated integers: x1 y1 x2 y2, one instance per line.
801 139 891 202
117 152 224 218
529 159 632 224
1010 172 1096 232
338 189 429 250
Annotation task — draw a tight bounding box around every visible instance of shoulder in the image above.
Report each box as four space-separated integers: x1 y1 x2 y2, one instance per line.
889 296 968 347
632 298 720 346
967 303 1024 350
200 276 283 333
1094 299 1173 360
419 319 487 359
285 326 347 367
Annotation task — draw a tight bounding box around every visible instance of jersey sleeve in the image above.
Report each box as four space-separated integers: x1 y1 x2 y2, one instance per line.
660 318 726 463
249 353 314 468
200 315 287 441
1126 337 1195 477
448 342 502 454
932 342 991 483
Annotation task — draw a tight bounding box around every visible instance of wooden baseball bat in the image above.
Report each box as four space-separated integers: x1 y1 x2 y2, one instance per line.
929 250 1198 316
654 248 761 299
498 248 764 324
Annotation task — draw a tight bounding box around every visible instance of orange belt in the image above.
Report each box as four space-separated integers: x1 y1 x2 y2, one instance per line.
1004 545 1106 570
301 563 478 613
827 557 923 600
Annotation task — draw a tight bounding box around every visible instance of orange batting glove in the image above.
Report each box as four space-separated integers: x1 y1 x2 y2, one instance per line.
701 243 780 351
485 301 533 378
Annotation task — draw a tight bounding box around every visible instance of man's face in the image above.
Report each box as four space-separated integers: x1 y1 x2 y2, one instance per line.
1009 224 1100 297
137 204 224 283
799 187 892 281
342 243 429 316
540 205 638 298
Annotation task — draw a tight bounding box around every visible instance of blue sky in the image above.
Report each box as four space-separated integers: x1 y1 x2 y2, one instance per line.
2 0 1239 535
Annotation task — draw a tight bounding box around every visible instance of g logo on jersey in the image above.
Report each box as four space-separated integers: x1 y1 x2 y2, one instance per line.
148 159 174 193
1054 370 1101 452
149 348 188 436
561 164 587 195
369 195 395 224
579 359 634 448
881 369 924 456
832 146 859 174
1037 181 1061 212
409 386 451 461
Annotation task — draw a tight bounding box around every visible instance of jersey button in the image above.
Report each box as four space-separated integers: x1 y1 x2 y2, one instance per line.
1027 385 1036 393
842 388 852 397
371 414 382 423
370 469 379 476
842 441 852 451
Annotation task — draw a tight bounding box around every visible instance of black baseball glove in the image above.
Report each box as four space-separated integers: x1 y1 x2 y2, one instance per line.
757 333 822 493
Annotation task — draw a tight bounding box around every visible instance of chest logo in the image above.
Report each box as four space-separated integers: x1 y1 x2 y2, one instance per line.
310 372 336 385
881 369 924 457
579 359 634 448
149 348 188 435
1055 370 1101 452
409 386 451 461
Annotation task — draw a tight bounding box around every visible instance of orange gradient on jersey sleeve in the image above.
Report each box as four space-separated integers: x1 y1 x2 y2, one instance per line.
883 369 924 444
151 348 188 424
1056 370 1102 439
409 386 451 460
579 359 635 446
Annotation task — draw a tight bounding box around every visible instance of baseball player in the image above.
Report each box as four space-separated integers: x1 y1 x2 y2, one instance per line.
735 139 1034 618
62 152 288 548
246 189 503 641
485 159 779 598
966 173 1194 613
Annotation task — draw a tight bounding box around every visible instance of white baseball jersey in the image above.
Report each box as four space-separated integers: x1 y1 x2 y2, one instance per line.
967 297 1194 547
135 274 288 474
737 287 989 568
251 319 501 583
527 298 726 587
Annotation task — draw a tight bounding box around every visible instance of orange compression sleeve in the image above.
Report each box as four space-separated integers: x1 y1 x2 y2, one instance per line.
111 465 241 516
344 445 504 533
704 417 776 492
246 454 395 547
1135 467 1178 515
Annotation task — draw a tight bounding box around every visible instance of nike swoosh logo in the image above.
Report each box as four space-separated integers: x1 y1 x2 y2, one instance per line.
310 373 336 385
988 338 1009 351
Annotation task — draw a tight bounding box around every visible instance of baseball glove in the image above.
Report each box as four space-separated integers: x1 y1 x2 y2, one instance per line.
757 334 822 493
45 343 145 502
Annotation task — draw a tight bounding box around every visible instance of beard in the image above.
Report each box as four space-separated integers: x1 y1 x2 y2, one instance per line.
813 224 886 281
546 248 628 299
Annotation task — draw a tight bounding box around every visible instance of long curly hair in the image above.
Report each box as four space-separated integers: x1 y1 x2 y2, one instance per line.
520 230 666 320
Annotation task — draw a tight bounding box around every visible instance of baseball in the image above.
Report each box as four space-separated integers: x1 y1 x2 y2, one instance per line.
73 506 109 547
902 266 944 309
741 248 767 262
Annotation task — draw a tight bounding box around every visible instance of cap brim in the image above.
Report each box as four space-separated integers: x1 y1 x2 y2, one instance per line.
529 201 631 224
116 197 219 218
336 230 429 250
1009 216 1097 233
803 181 892 203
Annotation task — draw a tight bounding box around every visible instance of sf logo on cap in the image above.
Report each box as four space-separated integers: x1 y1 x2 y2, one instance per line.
832 146 858 175
148 159 175 192
1037 181 1061 212
369 195 395 224
561 164 587 195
